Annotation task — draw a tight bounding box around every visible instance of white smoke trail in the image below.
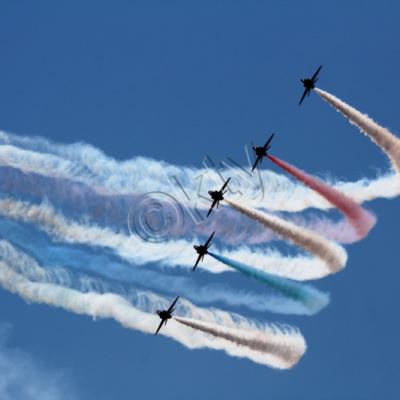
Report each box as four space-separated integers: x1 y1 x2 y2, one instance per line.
0 163 367 245
174 316 304 368
225 199 348 275
0 196 337 280
0 240 306 368
0 229 321 316
0 239 303 330
0 131 398 212
316 88 400 179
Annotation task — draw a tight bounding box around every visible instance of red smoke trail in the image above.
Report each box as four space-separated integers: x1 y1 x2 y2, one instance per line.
267 154 376 240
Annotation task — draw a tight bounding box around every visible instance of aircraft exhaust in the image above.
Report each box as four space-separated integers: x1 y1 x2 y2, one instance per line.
208 252 330 315
267 154 377 240
0 130 399 215
0 240 306 369
225 198 348 275
174 315 306 369
315 87 400 179
0 196 345 281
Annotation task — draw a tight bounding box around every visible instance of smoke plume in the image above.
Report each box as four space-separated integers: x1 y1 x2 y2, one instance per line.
225 198 348 275
268 154 377 239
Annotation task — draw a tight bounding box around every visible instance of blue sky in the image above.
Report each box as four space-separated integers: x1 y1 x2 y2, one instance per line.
0 1 399 399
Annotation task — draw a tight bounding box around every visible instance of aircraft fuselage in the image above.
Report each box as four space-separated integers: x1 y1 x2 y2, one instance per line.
302 78 315 89
194 244 207 256
157 310 172 320
255 147 267 157
209 190 224 201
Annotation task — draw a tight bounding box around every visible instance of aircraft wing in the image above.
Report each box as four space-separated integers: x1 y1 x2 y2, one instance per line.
193 254 202 271
311 65 322 81
263 133 275 149
220 177 231 192
207 199 218 217
167 296 180 313
205 231 215 247
155 319 164 335
298 89 308 105
251 156 262 172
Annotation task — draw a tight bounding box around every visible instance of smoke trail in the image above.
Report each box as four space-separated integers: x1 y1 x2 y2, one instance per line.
0 240 306 368
225 198 348 274
315 88 400 178
0 196 338 280
0 237 304 333
0 219 320 315
174 316 305 369
0 196 228 273
209 252 329 315
268 154 377 239
0 165 364 245
0 131 398 212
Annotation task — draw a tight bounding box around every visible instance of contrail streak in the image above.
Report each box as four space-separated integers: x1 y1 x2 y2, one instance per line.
267 154 377 239
0 131 398 212
0 165 363 245
0 240 306 368
225 198 348 275
0 196 338 280
209 252 329 315
315 88 400 178
174 316 305 369
0 219 318 315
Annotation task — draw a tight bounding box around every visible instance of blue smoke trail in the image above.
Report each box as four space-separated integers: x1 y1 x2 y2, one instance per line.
209 252 330 314
0 218 323 315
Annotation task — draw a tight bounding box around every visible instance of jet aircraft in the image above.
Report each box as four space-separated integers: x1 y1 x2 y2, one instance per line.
299 65 322 105
155 296 179 335
193 231 215 271
251 133 275 173
207 178 231 217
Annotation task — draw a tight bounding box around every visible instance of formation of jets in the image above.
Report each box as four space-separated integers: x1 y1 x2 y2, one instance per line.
154 65 322 334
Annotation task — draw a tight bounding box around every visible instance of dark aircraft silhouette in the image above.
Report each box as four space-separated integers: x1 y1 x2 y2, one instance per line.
207 178 231 217
155 296 179 335
299 65 322 105
193 231 215 271
251 133 275 173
